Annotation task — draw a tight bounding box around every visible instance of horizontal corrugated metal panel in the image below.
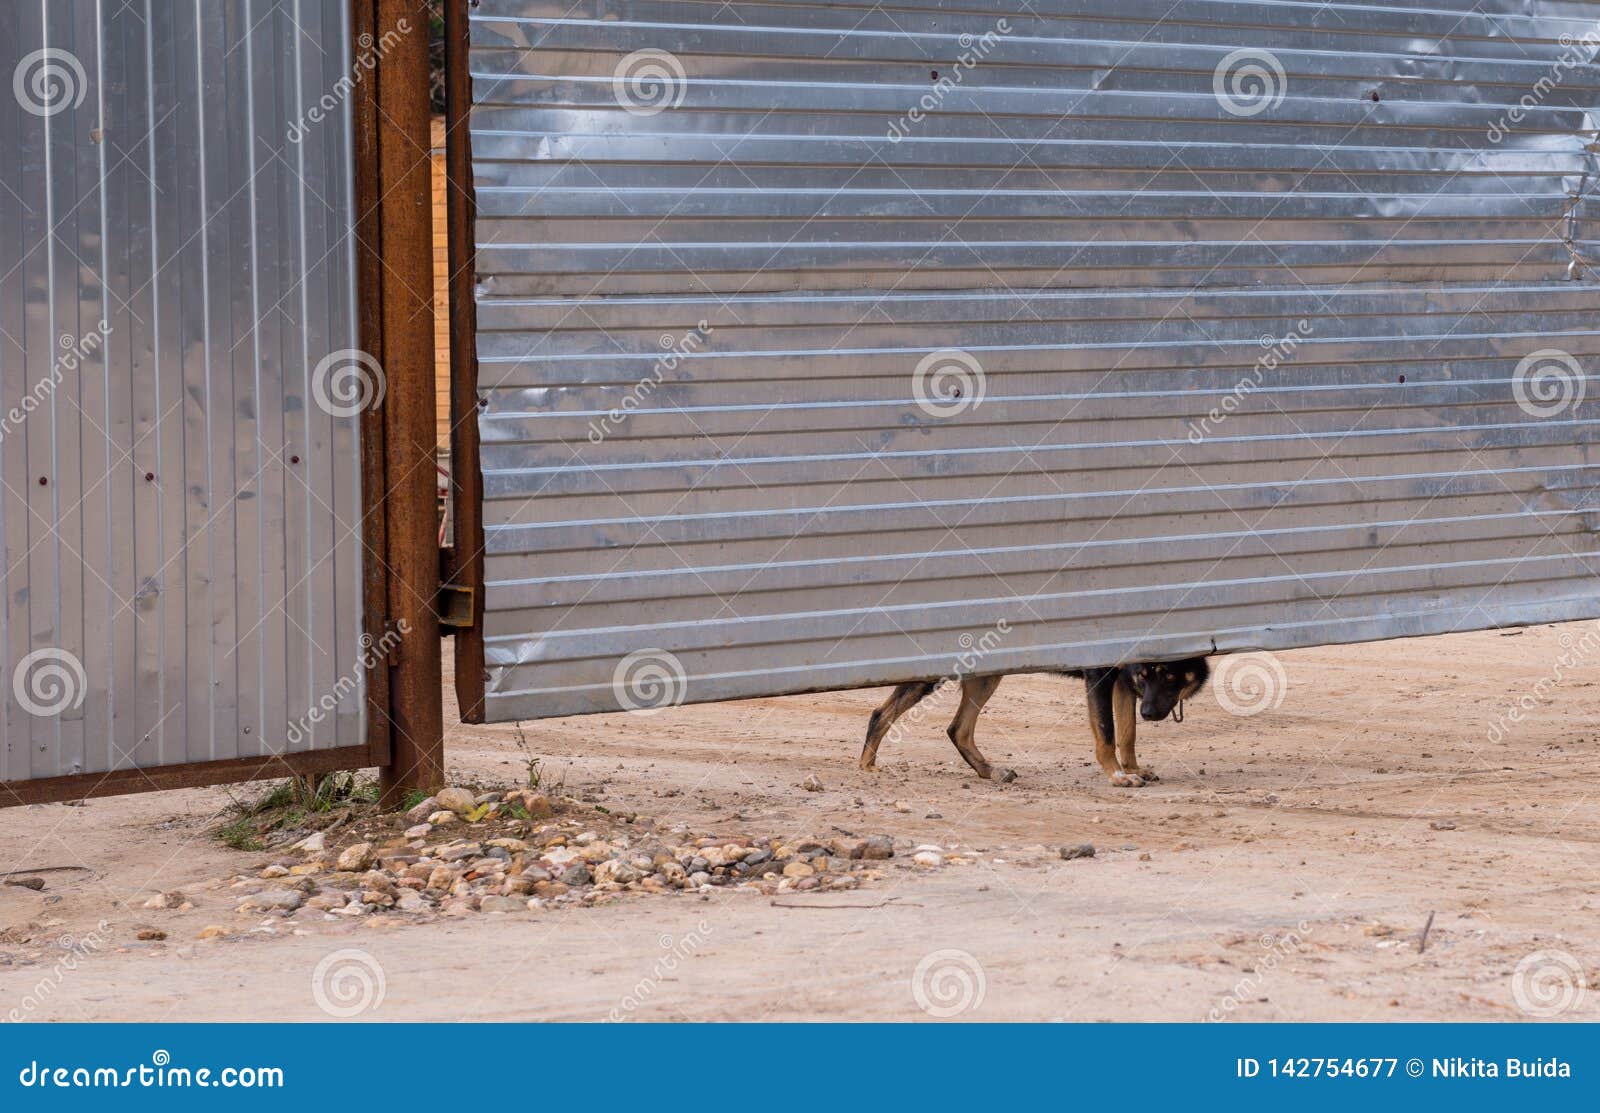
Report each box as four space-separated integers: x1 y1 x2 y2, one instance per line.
470 0 1600 720
0 0 366 782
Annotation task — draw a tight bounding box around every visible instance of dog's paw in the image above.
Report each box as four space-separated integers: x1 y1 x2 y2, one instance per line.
1129 766 1158 782
994 767 1018 784
1109 771 1146 788
858 759 879 773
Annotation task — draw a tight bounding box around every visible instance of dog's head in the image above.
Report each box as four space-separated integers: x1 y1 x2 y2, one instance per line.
1125 657 1210 722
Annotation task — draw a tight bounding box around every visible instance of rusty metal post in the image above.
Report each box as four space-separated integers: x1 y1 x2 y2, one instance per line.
444 0 487 722
371 0 444 805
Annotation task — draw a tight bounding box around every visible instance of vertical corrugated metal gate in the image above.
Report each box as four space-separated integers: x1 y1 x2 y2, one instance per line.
464 0 1600 720
0 1 369 790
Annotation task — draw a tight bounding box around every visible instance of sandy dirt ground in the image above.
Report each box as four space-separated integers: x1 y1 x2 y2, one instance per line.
3 625 1599 1023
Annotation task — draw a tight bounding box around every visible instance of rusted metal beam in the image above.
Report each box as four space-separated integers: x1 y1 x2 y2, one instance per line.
352 0 394 772
370 0 445 805
0 746 381 808
444 0 487 722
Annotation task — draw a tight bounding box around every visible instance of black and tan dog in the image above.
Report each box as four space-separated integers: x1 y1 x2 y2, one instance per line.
860 658 1209 788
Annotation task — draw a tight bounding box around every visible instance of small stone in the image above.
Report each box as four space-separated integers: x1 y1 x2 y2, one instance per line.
196 925 229 940
336 842 373 872
425 867 456 891
427 811 458 826
142 891 186 910
293 832 326 855
1139 852 1152 862
135 928 166 941
403 796 438 824
396 891 428 913
559 864 593 887
479 895 524 913
435 786 476 815
1429 820 1457 831
782 861 815 878
801 774 824 792
518 792 554 819
912 851 941 867
594 860 642 885
258 865 289 879
404 824 432 839
827 875 860 891
1059 843 1096 861
892 801 912 813
237 888 304 912
854 835 895 860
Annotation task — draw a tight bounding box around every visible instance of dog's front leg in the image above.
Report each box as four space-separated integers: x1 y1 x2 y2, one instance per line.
1086 668 1144 788
1112 672 1155 782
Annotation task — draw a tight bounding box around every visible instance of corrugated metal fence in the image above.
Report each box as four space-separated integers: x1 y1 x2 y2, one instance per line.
468 0 1600 720
0 0 367 784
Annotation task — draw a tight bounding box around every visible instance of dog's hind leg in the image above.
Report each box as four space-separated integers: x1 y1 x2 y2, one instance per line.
1086 668 1143 788
946 674 1014 782
1113 672 1156 782
861 681 938 771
